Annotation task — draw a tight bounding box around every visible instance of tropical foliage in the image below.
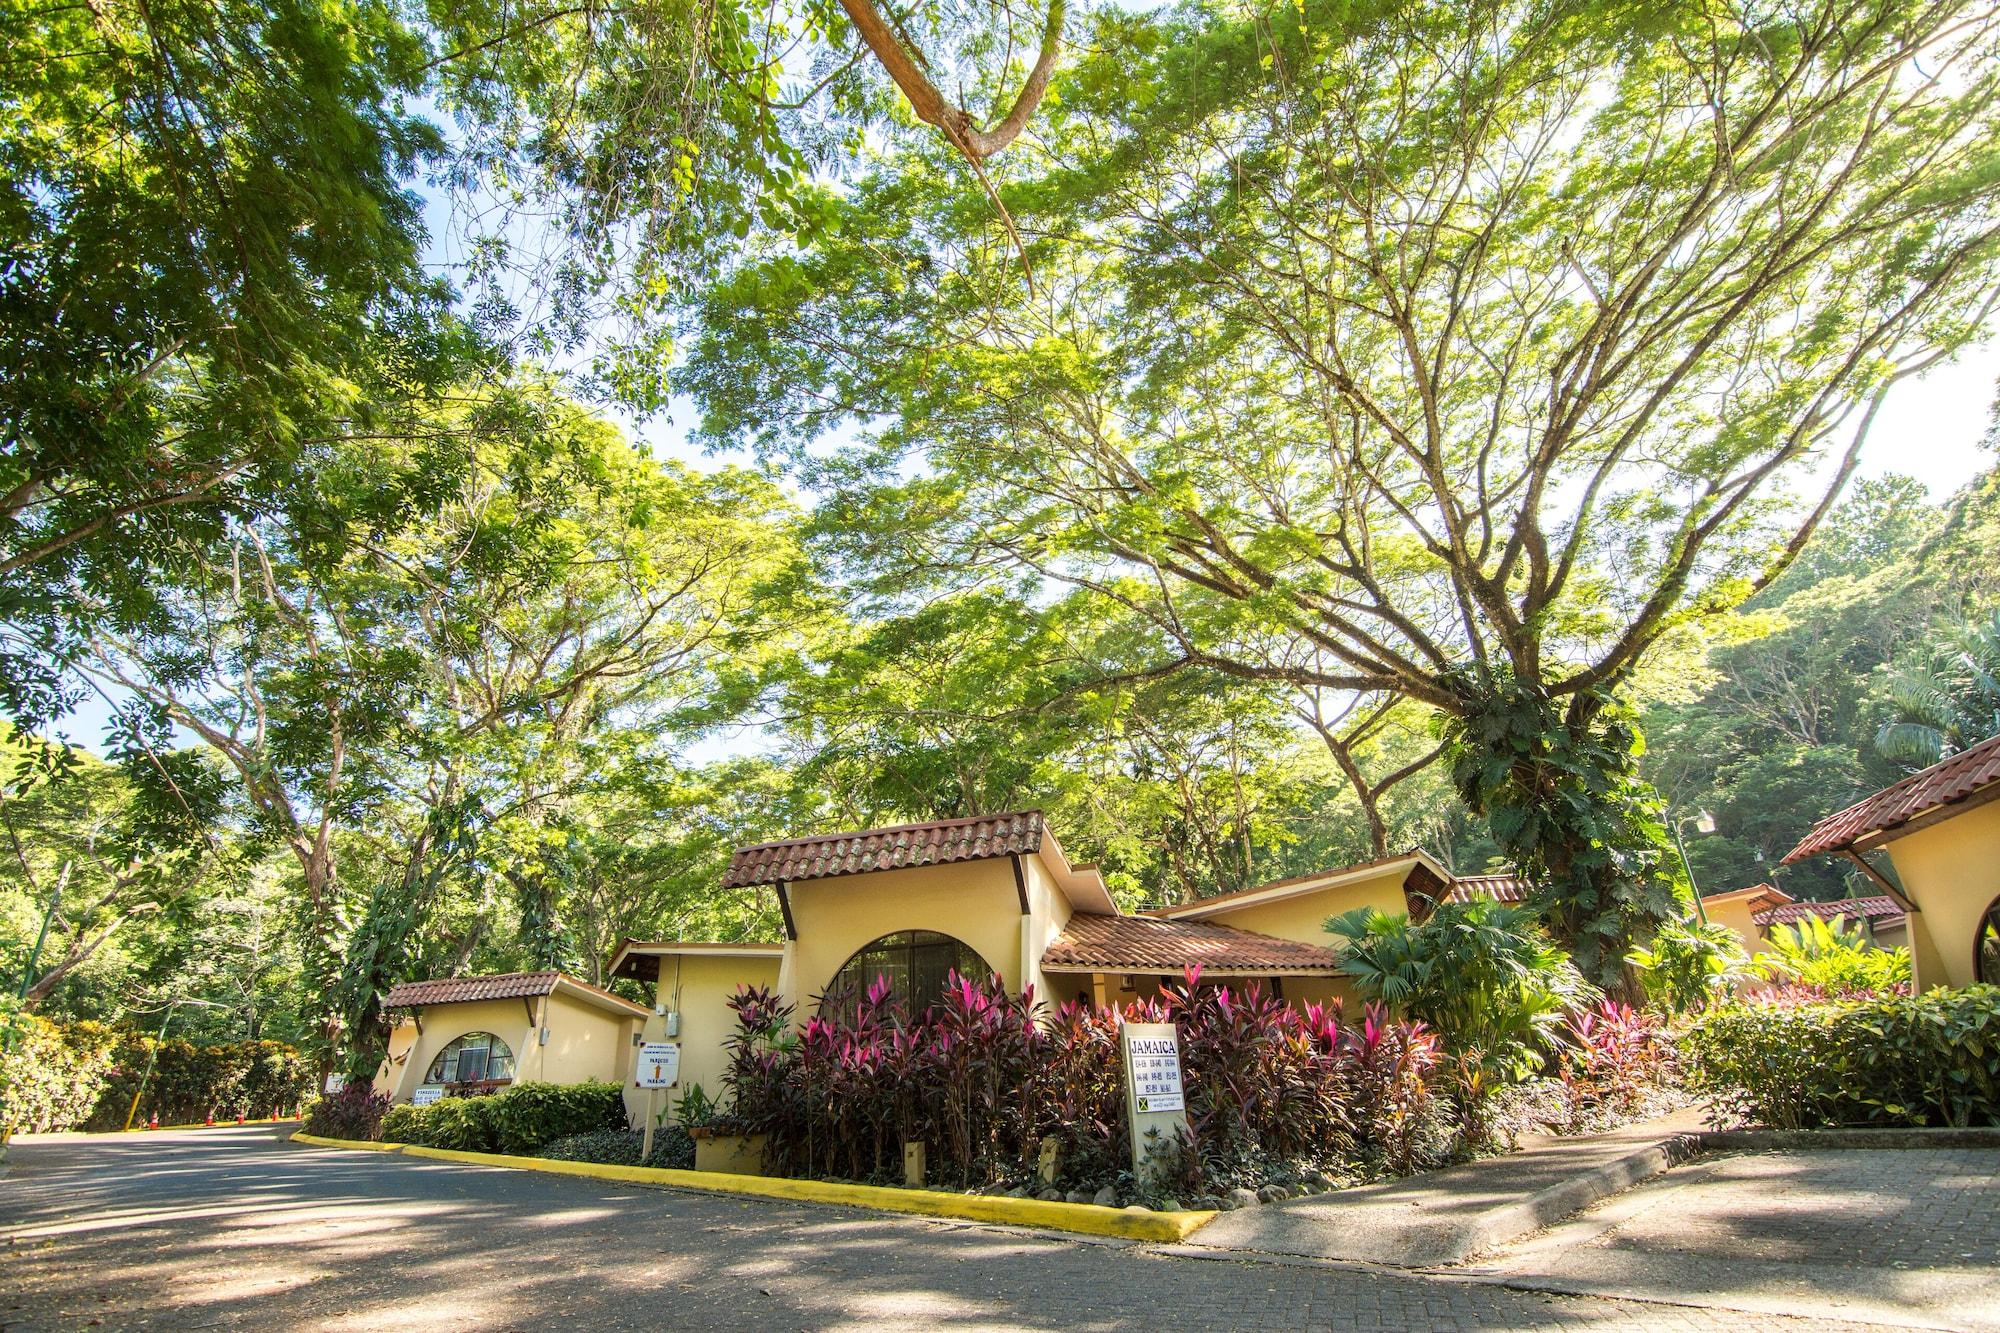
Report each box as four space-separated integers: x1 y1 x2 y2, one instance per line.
5 0 2000 1105
1 1013 313 1135
717 971 1445 1201
1685 988 2000 1129
1326 901 1591 1087
1751 918 1913 998
1629 921 1750 1014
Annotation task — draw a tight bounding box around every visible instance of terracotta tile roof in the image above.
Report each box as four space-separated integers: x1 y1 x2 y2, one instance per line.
1752 896 1906 927
1041 913 1344 975
1444 872 1531 905
381 970 649 1016
607 938 785 983
1785 732 2000 862
723 811 1045 888
383 971 562 1007
1702 884 1793 913
1152 850 1450 920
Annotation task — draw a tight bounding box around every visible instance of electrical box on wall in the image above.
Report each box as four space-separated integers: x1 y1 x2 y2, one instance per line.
664 1011 680 1037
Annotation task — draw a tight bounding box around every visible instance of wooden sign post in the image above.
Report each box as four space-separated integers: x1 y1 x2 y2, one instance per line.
1120 1021 1189 1187
635 1041 680 1162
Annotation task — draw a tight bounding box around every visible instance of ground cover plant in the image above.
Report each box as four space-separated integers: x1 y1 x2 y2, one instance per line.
539 1127 696 1170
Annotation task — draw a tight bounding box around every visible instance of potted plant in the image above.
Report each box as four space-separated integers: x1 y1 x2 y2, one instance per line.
680 1081 770 1176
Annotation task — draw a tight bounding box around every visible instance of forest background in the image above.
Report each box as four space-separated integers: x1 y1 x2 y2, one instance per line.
6 0 2000 1070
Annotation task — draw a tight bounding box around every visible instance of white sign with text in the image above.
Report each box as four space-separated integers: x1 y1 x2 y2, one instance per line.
1126 1030 1186 1112
636 1042 681 1089
411 1086 443 1106
1120 1021 1191 1184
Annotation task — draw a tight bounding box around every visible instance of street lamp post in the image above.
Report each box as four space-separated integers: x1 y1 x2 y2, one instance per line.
1672 810 1718 925
122 998 231 1131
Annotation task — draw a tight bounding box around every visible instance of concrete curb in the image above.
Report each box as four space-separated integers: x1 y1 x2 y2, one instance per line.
289 1131 1217 1242
13 1117 305 1140
1447 1132 1703 1265
292 1131 407 1153
1698 1125 2000 1150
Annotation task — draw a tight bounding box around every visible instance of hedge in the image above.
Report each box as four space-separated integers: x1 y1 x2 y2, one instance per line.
380 1081 627 1154
0 1013 314 1135
1684 986 2000 1129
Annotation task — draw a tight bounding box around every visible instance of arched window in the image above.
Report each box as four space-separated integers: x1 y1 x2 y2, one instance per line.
1976 896 2000 985
424 1031 517 1087
824 930 988 1019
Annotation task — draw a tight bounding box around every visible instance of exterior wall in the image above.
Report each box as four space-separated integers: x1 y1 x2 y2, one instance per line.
1703 898 1767 958
1018 851 1077 1008
1882 799 2000 989
374 993 640 1104
1188 867 1411 945
380 998 536 1103
783 857 1026 1012
642 953 783 1117
528 990 642 1086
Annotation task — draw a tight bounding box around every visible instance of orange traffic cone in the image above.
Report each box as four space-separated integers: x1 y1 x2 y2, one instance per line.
147 1113 158 1129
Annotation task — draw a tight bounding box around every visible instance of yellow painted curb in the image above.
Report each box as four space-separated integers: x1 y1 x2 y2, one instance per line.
290 1131 407 1152
290 1133 1214 1241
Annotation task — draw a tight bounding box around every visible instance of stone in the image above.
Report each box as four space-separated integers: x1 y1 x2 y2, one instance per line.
1123 1204 1149 1213
1159 1197 1184 1212
1224 1187 1260 1210
1036 1188 1062 1202
1091 1186 1119 1208
1004 1186 1029 1198
1064 1189 1091 1205
1256 1184 1287 1204
1193 1195 1224 1211
1309 1170 1339 1189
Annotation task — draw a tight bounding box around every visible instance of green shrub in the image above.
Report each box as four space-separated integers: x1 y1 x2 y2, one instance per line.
486 1080 626 1155
378 1102 425 1143
1 1012 118 1135
303 1084 390 1140
385 1081 627 1155
1685 987 2000 1129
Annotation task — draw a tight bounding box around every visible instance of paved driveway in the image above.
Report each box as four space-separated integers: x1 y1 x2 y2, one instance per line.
1474 1147 2000 1333
0 1127 1958 1331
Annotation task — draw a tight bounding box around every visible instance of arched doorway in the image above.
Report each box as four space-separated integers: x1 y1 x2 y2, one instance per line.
1976 895 2000 984
823 930 990 1018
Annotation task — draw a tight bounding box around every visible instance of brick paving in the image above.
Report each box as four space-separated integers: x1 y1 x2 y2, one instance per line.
0 1128 1930 1331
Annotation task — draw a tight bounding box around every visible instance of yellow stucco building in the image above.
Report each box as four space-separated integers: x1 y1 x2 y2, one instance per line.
375 811 1531 1123
373 971 651 1106
607 812 1519 1110
1785 731 2000 990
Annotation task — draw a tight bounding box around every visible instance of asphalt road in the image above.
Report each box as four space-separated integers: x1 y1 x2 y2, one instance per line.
0 1127 1931 1331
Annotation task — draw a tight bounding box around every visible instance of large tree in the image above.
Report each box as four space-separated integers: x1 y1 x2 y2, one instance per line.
685 0 2000 980
82 390 801 1065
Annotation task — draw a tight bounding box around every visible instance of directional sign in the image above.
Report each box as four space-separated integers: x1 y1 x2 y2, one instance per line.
636 1041 681 1089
